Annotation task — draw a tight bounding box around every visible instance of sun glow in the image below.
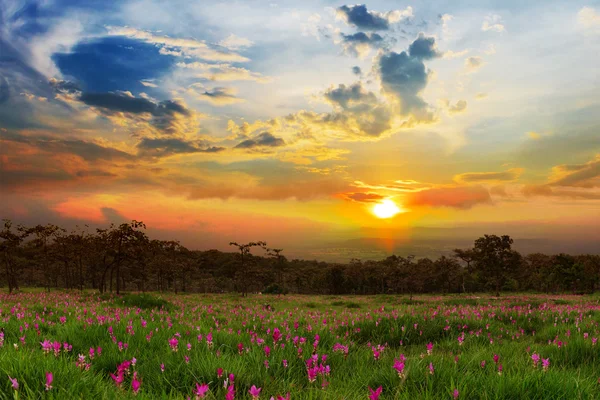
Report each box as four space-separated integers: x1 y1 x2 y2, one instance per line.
372 199 402 219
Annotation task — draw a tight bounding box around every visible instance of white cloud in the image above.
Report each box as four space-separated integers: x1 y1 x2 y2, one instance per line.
218 34 254 50
482 14 505 32
578 7 600 33
105 26 249 62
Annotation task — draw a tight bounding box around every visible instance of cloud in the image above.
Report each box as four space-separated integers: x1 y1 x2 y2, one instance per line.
578 7 600 33
140 80 158 88
336 4 412 30
442 99 467 115
465 56 484 72
235 132 285 149
218 34 253 50
376 39 435 119
352 66 362 75
475 92 488 100
482 14 505 32
105 26 249 62
137 137 225 158
549 154 600 188
408 33 442 60
200 87 245 105
339 32 386 58
176 62 271 82
343 192 385 203
454 168 523 183
404 185 492 209
323 82 378 109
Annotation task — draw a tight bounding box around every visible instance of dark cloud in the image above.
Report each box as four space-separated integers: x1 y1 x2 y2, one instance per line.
340 32 387 57
0 75 9 104
137 137 225 158
344 192 385 203
324 82 378 110
0 130 134 162
200 87 244 105
80 92 188 116
337 5 390 30
376 35 438 119
235 132 285 149
408 33 441 60
352 66 362 75
49 78 81 94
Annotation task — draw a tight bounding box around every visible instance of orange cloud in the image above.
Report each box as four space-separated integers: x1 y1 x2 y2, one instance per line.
404 185 492 209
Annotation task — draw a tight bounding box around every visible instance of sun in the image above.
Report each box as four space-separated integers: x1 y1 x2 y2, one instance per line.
372 199 402 219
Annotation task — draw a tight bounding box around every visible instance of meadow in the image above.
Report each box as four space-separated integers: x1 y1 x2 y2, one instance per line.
2 291 600 399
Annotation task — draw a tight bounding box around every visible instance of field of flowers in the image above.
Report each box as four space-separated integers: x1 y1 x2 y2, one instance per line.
2 292 600 399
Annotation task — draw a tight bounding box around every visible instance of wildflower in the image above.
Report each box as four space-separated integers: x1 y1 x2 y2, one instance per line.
480 360 486 369
493 354 499 364
195 383 209 399
429 362 435 375
45 371 53 391
264 360 269 369
225 384 235 400
169 337 179 352
276 394 290 400
187 343 192 351
497 364 503 375
283 359 288 368
264 346 271 357
110 372 124 387
393 359 405 378
542 358 550 372
185 355 190 364
238 343 244 354
531 353 540 368
453 389 459 399
368 386 382 400
217 368 223 378
426 342 433 355
132 372 141 394
132 357 137 367
249 385 262 399
8 375 18 390
160 363 165 373
89 347 95 359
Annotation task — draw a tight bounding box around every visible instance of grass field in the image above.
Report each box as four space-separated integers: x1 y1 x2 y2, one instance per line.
2 291 600 399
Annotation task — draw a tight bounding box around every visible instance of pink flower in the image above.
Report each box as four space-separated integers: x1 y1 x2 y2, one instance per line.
132 372 141 394
160 363 165 373
497 364 503 375
249 385 262 399
542 358 550 371
531 353 540 368
493 354 499 364
393 359 405 378
283 359 288 368
45 371 53 391
195 383 209 399
276 394 290 400
368 386 382 400
110 372 124 387
426 342 433 355
480 360 486 369
264 346 271 358
429 362 434 375
225 384 235 400
217 368 223 378
453 389 459 399
8 375 19 390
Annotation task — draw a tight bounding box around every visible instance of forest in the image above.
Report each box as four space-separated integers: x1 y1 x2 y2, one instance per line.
1 219 599 296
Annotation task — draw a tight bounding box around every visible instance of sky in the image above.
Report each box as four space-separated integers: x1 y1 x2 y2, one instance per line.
1 0 599 261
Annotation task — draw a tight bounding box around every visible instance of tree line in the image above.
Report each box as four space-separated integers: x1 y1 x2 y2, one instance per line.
1 219 599 295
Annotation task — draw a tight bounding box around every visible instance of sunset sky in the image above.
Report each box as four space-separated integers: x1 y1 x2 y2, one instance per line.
1 0 599 260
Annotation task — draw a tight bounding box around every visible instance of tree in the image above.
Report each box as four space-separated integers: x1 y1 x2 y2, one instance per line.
266 248 287 293
472 235 520 296
0 220 27 293
229 241 266 296
453 248 476 293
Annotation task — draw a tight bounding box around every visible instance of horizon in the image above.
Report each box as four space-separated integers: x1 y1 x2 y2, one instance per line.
1 0 599 261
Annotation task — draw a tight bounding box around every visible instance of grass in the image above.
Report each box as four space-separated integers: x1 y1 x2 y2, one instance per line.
1 292 600 399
